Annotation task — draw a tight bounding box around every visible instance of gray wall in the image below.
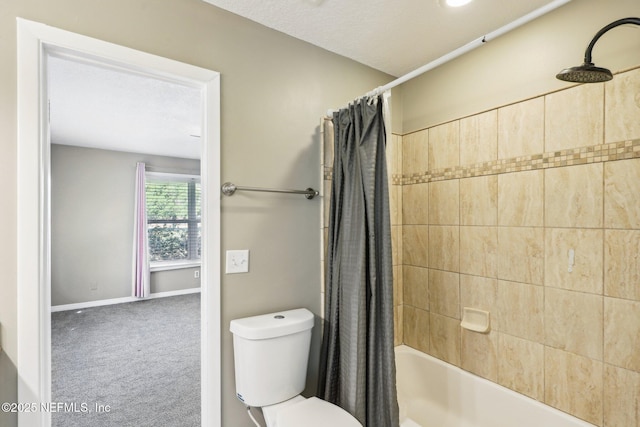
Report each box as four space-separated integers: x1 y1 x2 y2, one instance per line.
151 267 201 294
51 144 201 306
0 1 392 426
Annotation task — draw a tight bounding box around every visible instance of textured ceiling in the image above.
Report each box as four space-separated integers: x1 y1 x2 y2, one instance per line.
202 0 565 77
48 55 202 159
47 0 567 159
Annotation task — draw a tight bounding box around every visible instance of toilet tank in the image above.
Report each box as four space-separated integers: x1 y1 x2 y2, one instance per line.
230 308 314 407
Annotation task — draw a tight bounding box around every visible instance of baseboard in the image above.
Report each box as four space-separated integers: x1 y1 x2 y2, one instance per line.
50 287 201 312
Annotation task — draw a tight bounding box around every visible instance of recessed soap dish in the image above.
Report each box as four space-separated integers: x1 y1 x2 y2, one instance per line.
461 307 490 333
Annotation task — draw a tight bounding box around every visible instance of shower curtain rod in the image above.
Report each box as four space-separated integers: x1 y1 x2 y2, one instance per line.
326 0 572 116
221 182 318 200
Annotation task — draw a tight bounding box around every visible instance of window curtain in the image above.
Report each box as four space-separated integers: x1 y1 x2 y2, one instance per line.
318 95 399 426
133 162 150 298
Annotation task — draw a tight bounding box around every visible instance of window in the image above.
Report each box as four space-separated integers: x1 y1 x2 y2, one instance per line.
145 172 201 266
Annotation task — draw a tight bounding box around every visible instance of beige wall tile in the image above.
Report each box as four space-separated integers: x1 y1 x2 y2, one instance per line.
389 184 400 226
497 280 544 342
460 276 498 381
604 158 640 229
605 230 640 301
545 163 604 228
544 347 603 426
544 228 603 294
428 269 460 319
604 364 640 427
545 83 604 152
403 265 429 310
605 67 640 143
393 265 400 306
397 225 403 266
429 121 459 171
390 134 403 178
403 129 428 176
395 134 403 179
498 170 544 227
394 265 404 304
498 333 544 401
460 226 497 278
394 304 403 347
429 179 459 225
392 225 401 266
545 287 603 360
605 297 640 373
428 225 459 272
429 312 461 366
460 175 497 226
497 227 544 285
396 263 403 302
403 183 429 225
461 329 498 381
403 305 429 353
395 66 640 424
403 225 428 267
460 275 498 328
497 97 544 159
460 110 498 166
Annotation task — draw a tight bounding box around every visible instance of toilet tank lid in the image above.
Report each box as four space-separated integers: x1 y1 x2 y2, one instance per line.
230 308 314 340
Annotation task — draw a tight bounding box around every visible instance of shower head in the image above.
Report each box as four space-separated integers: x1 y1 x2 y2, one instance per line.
556 63 613 83
556 17 640 83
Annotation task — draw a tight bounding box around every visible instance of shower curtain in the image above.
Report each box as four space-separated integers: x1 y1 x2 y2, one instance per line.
318 95 399 427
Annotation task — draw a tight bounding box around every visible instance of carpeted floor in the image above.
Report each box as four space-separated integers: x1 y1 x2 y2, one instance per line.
51 293 201 427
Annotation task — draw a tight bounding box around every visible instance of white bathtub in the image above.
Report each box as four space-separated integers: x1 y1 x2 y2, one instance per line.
395 345 596 427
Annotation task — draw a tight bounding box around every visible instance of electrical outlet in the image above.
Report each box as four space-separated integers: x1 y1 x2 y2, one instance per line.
194 270 200 279
226 250 249 274
90 281 98 291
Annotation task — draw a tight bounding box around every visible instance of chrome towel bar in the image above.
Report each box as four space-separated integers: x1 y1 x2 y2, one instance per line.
221 182 318 200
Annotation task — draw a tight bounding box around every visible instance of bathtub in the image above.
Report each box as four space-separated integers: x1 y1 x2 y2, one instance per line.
395 345 596 427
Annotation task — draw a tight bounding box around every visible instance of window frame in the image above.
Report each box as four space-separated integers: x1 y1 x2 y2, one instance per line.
145 171 201 270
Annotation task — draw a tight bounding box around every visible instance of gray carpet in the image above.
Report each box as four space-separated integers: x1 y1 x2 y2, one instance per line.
51 293 201 427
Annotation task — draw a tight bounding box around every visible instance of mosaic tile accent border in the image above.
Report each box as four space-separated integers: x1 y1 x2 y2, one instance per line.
325 139 640 186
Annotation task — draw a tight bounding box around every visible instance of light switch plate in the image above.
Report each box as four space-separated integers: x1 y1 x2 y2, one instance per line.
226 249 249 274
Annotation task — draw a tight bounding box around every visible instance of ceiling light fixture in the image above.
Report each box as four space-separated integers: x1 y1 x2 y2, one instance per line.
444 0 473 7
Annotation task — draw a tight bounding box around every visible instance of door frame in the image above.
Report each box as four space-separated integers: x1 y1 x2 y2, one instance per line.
16 18 221 427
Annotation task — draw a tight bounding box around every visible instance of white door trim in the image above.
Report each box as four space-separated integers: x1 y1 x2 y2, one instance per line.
16 18 221 427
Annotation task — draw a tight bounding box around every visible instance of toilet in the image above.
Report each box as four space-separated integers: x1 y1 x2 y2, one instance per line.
230 308 362 427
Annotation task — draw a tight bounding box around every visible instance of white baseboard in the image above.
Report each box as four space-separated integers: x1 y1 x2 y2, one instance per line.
51 287 201 312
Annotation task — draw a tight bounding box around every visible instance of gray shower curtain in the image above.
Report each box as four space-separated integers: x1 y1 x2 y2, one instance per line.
318 95 399 427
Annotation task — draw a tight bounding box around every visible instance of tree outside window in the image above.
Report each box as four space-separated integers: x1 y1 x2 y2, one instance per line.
146 173 201 263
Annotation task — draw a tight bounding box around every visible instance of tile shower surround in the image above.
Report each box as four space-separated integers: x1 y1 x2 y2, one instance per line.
322 66 640 427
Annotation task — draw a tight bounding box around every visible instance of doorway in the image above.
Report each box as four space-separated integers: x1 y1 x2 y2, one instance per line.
16 19 221 427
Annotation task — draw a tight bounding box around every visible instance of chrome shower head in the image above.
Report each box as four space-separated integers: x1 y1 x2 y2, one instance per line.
556 62 613 83
556 17 640 84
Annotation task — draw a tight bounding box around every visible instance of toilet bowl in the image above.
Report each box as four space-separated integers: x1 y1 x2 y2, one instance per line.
262 395 361 427
230 308 363 427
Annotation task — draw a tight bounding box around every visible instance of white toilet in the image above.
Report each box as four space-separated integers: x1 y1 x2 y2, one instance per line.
230 308 362 427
